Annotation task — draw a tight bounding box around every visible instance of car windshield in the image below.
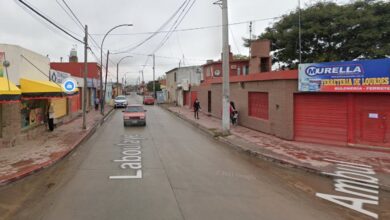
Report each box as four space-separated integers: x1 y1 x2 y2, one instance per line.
145 96 153 99
115 96 126 100
125 106 144 112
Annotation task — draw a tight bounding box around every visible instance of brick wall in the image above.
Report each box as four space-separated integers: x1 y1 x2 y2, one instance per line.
192 79 298 140
0 103 21 148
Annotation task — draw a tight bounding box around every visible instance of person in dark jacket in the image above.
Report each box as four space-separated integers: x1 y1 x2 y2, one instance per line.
193 98 200 119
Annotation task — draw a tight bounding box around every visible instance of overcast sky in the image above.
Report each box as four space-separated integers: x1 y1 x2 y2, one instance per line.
1 0 349 84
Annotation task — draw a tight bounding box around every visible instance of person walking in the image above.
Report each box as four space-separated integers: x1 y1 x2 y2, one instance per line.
95 97 99 111
47 102 55 131
193 98 201 120
230 101 238 125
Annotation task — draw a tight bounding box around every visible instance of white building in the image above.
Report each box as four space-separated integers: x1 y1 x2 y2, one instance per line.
165 66 202 106
0 44 50 84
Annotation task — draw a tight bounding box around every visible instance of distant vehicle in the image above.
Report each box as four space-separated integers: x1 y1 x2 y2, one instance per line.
114 95 128 108
143 95 155 105
123 104 146 126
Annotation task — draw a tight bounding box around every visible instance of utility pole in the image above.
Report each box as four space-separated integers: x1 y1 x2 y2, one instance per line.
117 62 119 97
221 0 230 134
249 21 252 57
103 50 110 108
298 0 302 63
152 54 156 98
82 25 88 130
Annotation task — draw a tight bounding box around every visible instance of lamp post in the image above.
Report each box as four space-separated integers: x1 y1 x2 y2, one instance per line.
100 24 132 115
116 56 132 97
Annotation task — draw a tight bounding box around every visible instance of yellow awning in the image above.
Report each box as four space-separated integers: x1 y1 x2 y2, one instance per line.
20 78 64 98
0 77 21 95
0 77 21 102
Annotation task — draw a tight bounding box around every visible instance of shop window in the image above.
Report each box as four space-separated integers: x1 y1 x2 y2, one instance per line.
248 92 269 120
21 100 47 128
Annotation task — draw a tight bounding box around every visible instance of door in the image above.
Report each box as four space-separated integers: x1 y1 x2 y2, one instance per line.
294 94 348 145
355 94 390 147
191 91 198 108
208 91 211 113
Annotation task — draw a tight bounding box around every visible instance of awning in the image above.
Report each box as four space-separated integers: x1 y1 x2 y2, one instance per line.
0 77 21 102
20 78 64 99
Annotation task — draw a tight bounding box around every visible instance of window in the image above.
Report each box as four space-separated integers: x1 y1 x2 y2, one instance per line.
260 57 270 72
174 72 177 82
237 67 241 76
248 92 269 120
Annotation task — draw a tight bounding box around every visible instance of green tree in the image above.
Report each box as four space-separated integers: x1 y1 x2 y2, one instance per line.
146 81 161 93
244 0 390 67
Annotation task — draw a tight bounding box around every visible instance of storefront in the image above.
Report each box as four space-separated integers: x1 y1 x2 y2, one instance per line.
19 78 65 129
296 58 390 148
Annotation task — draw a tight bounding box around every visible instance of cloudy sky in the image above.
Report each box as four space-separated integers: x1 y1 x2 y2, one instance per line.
1 0 348 84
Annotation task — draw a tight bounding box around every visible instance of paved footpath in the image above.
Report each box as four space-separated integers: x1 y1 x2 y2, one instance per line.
166 105 390 190
0 108 113 185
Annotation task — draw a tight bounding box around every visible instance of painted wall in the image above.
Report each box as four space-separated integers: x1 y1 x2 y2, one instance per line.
192 78 298 140
0 44 50 84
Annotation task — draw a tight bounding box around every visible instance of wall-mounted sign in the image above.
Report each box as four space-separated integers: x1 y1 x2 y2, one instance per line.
50 69 71 83
299 58 390 92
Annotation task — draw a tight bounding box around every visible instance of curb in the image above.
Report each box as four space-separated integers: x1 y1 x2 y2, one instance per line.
0 108 115 186
163 106 390 192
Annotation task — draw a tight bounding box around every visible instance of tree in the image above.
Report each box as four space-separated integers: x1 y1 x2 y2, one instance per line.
244 0 390 67
146 81 161 93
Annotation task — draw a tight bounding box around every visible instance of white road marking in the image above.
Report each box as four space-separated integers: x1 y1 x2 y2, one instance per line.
316 159 379 219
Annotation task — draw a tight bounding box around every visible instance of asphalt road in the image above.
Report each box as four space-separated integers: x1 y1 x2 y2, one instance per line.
0 93 387 220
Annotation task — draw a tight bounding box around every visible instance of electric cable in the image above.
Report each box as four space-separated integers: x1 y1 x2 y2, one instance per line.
17 0 84 43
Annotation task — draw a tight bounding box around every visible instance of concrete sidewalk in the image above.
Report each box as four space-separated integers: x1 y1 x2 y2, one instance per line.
0 108 114 185
165 105 390 190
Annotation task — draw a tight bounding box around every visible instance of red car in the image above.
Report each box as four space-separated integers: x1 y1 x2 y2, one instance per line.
143 96 155 105
123 104 147 126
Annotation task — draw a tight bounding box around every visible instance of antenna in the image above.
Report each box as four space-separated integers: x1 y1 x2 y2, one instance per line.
249 21 253 57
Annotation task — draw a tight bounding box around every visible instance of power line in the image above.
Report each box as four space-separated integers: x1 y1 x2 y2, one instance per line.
90 16 281 36
112 0 191 54
17 0 84 43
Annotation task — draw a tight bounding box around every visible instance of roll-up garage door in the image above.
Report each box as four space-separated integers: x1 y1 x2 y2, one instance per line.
294 94 348 145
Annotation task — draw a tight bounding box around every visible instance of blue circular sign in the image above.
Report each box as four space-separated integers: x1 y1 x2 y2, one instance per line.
62 78 77 94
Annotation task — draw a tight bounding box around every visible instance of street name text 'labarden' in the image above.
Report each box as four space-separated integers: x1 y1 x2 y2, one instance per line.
316 159 379 219
109 135 144 180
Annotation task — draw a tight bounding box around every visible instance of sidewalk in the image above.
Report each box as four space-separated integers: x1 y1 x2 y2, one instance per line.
0 108 113 185
165 105 390 190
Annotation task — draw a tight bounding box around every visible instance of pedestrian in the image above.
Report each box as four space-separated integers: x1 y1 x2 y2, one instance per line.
47 102 55 131
230 101 238 125
193 98 201 119
95 97 99 111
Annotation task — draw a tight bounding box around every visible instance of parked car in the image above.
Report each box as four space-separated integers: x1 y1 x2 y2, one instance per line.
114 95 128 108
123 104 146 126
143 95 155 105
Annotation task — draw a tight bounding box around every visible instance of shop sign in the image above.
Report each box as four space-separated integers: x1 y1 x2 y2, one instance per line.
299 58 390 92
50 70 71 83
0 52 5 77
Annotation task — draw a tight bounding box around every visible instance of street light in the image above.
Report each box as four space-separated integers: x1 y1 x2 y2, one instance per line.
117 55 132 97
100 23 133 115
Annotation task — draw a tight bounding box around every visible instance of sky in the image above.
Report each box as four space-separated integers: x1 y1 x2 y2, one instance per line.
1 0 349 84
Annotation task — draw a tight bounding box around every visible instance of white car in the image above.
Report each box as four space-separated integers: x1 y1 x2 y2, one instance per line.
114 95 128 108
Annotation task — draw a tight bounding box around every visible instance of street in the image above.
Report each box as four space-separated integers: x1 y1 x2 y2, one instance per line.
0 94 388 220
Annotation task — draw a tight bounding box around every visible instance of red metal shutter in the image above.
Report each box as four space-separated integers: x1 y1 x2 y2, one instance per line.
294 94 348 145
354 94 390 147
248 92 269 119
